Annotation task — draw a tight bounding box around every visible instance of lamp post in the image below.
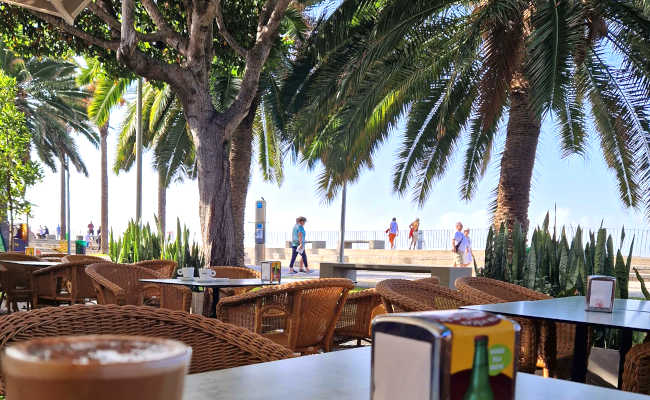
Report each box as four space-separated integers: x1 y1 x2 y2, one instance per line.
135 77 143 222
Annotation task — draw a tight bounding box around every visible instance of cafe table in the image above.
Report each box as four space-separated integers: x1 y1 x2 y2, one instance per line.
461 296 650 388
0 260 60 271
139 278 277 317
183 347 649 400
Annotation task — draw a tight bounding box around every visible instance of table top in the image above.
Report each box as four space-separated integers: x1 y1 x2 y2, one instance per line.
0 260 60 267
139 278 275 288
462 296 650 331
183 347 649 400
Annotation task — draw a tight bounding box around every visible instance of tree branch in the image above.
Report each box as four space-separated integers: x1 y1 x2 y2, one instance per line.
87 2 120 32
256 0 291 45
32 11 119 51
187 0 217 62
117 0 138 63
214 0 248 58
141 0 188 55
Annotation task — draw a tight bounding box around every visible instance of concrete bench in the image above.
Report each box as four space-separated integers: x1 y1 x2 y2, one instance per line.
284 240 327 249
341 240 385 249
319 262 472 289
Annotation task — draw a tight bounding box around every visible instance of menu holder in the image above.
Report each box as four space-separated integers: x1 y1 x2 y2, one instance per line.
371 310 519 400
586 275 616 313
260 260 281 283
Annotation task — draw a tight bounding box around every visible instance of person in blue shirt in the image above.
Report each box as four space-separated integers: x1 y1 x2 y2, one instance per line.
289 216 311 274
451 222 467 267
385 218 399 249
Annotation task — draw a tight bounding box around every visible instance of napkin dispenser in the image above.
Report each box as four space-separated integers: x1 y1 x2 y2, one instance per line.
260 260 281 283
371 309 520 400
586 275 616 312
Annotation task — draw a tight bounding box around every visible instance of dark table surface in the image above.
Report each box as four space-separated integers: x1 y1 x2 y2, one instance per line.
462 296 650 331
183 347 649 399
139 278 274 288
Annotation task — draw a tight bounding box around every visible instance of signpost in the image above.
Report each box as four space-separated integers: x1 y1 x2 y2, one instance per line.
254 199 266 266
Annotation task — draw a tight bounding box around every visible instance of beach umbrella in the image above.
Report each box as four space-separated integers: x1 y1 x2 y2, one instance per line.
1 0 91 25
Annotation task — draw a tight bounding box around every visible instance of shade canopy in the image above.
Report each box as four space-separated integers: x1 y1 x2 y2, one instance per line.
2 0 91 24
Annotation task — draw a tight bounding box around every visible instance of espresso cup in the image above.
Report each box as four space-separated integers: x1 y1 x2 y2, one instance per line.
2 335 192 400
177 267 195 279
198 268 216 279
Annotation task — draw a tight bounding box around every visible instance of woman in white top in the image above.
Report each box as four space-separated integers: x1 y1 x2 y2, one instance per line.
462 228 473 267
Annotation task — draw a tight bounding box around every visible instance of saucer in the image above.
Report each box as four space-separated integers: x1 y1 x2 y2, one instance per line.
178 276 195 281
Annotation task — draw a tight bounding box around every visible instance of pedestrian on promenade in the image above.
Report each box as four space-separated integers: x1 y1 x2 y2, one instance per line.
463 228 473 267
289 216 310 274
43 226 49 237
56 224 61 240
386 218 399 249
409 218 420 250
451 222 467 267
88 221 95 236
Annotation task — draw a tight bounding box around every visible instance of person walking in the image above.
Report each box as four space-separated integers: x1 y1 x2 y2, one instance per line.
88 221 95 236
386 218 399 249
408 218 420 250
451 222 467 267
56 224 61 240
463 228 473 267
289 216 310 274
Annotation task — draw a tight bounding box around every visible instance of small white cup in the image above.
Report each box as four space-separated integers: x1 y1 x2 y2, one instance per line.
177 267 195 279
198 268 216 280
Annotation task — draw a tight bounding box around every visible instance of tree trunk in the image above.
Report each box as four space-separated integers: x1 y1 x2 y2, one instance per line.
182 91 237 266
229 100 258 266
60 155 66 241
100 123 109 253
158 168 167 238
338 183 347 263
493 71 541 232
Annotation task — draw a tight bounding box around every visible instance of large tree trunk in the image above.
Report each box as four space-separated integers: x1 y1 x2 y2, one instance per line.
229 100 258 266
493 71 541 232
100 123 109 253
60 155 66 241
158 168 167 238
182 90 237 266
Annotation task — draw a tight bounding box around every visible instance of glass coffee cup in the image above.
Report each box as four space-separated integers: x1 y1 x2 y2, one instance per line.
2 335 192 400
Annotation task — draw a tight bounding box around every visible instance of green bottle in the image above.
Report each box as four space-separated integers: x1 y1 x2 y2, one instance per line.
463 336 494 400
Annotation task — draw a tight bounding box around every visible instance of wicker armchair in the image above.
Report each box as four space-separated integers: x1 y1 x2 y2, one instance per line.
623 341 650 394
135 259 177 278
0 304 295 395
0 254 42 313
38 253 66 261
216 278 353 354
376 279 470 313
86 263 191 312
455 276 579 375
32 260 98 307
62 254 107 263
334 288 383 345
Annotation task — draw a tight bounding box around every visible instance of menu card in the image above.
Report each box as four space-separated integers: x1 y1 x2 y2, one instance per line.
586 275 616 312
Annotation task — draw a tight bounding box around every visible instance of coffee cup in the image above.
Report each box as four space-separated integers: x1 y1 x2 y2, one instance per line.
198 268 216 280
2 335 192 400
177 267 195 279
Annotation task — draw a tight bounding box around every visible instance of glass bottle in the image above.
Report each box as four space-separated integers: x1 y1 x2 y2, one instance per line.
463 335 494 400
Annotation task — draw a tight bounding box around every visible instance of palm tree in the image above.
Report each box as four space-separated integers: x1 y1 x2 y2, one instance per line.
284 0 650 232
76 58 129 253
0 46 96 240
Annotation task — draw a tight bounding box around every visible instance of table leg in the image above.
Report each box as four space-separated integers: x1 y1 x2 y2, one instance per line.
209 289 220 318
618 329 633 389
570 324 588 382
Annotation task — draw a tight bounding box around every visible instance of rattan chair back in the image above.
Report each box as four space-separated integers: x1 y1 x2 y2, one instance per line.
0 304 295 395
86 263 191 312
134 259 178 278
335 288 382 343
623 341 650 394
62 254 107 263
217 278 353 353
0 254 43 313
376 279 470 313
32 260 100 306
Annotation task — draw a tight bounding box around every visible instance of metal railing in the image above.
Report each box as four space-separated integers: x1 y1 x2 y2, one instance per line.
245 227 650 257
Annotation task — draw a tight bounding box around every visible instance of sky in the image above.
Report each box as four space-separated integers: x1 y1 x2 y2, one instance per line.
25 99 649 245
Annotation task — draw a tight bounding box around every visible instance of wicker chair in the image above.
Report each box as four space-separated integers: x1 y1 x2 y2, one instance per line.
216 278 353 354
455 276 579 375
623 340 650 394
0 254 42 313
134 259 177 278
0 304 295 395
62 254 107 263
86 263 191 312
376 279 470 313
334 288 383 345
38 253 66 261
32 260 99 307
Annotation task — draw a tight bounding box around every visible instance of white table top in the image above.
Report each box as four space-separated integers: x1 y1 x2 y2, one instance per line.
139 278 276 288
0 260 60 267
462 296 650 331
183 347 649 399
